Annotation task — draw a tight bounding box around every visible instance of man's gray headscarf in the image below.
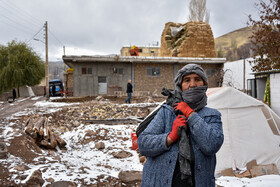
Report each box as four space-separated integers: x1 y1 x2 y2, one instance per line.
174 64 208 111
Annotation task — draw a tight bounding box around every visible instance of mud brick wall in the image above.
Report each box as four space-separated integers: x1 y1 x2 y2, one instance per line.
134 63 174 96
160 21 216 58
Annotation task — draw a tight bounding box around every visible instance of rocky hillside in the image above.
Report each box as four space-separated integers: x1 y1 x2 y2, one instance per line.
215 26 254 61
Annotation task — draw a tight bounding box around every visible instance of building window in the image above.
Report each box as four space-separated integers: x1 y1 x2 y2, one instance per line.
82 67 87 74
113 68 123 74
147 67 160 76
82 67 92 75
138 48 143 53
88 68 92 74
118 68 123 74
98 76 106 83
113 68 117 73
206 69 216 76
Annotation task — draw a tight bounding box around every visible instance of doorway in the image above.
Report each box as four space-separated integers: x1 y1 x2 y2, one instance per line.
98 76 107 94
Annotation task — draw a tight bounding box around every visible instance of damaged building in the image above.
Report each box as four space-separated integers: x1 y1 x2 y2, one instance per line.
63 55 225 97
63 21 225 97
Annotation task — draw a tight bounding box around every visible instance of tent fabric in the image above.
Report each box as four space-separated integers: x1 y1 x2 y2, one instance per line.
206 87 280 174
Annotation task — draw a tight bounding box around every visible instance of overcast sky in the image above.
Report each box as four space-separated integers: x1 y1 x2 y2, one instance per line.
0 0 268 61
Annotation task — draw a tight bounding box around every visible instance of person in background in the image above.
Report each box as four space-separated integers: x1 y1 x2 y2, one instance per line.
125 80 133 104
44 86 46 97
52 84 56 97
12 88 16 102
137 64 224 187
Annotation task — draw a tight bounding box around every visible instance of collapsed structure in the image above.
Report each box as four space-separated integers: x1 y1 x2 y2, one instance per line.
160 21 216 58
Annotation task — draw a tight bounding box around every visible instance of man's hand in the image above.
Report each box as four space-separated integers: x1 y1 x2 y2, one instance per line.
173 101 194 118
168 115 187 142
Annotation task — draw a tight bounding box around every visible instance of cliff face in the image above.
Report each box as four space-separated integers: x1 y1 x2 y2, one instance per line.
160 21 216 58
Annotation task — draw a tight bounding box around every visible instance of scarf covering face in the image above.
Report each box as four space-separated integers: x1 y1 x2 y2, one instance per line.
174 64 208 111
182 85 208 111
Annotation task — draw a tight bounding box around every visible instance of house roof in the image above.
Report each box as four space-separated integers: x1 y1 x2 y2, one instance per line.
63 55 226 68
121 45 160 48
251 69 280 75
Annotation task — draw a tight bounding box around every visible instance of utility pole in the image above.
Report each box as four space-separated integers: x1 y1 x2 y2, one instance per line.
45 21 49 98
243 58 246 93
63 45 66 71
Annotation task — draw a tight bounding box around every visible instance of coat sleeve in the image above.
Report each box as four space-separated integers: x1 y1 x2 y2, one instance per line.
137 106 174 157
187 108 224 156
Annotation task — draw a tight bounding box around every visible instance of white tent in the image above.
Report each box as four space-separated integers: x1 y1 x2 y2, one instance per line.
206 87 280 174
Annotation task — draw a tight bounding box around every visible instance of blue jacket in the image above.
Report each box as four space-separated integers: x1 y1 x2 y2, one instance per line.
137 104 224 187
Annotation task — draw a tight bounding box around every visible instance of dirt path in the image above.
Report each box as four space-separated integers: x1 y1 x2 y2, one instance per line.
0 97 46 119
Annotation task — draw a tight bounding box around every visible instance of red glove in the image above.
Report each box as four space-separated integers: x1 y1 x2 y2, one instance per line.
169 115 187 142
173 101 194 118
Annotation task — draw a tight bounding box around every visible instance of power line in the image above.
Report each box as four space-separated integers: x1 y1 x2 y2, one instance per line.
48 28 64 46
0 3 41 29
0 12 37 34
27 26 44 43
0 0 43 26
0 18 35 36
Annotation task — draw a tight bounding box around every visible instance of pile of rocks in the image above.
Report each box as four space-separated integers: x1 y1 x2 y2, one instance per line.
45 102 152 133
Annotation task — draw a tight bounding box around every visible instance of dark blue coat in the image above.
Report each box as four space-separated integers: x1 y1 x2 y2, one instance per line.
137 104 224 187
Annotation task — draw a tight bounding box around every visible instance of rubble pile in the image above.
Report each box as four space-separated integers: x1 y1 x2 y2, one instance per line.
45 103 153 133
160 21 216 58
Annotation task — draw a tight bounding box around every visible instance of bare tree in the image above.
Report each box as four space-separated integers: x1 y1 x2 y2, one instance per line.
188 0 210 23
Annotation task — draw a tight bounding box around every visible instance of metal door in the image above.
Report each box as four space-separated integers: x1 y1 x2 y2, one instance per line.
98 76 107 94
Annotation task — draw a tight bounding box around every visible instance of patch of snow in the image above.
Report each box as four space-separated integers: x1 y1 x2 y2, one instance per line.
31 96 42 101
0 122 22 140
216 175 280 187
14 97 30 103
2 121 142 186
121 102 161 107
34 101 80 108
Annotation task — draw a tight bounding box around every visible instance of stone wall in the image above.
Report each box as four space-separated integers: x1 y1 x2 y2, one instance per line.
134 63 223 96
134 63 174 96
160 21 216 58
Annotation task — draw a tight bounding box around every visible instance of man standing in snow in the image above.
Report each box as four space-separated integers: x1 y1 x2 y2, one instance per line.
125 80 133 104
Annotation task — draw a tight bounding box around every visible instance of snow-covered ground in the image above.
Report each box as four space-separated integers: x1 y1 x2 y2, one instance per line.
12 123 142 186
216 175 280 187
1 98 280 186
